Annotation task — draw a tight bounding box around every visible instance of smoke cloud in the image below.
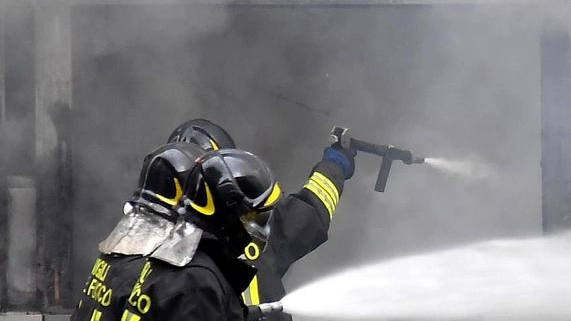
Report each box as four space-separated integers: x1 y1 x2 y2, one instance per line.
69 2 548 296
4 0 571 305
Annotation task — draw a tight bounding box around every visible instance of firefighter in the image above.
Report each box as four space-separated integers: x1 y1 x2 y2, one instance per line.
167 119 356 321
120 148 282 321
71 142 209 321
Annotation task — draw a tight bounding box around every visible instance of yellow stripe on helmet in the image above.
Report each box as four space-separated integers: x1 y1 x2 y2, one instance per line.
155 178 183 206
209 139 220 151
262 183 282 208
189 182 216 215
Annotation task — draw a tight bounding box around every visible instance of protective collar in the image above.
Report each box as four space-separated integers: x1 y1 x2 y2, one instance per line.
99 202 203 266
99 202 174 256
150 219 203 266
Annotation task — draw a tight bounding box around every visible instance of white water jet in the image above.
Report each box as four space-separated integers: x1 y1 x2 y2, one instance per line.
281 233 571 321
424 157 493 180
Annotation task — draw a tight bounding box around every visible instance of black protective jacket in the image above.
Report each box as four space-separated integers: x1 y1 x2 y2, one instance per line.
71 160 343 321
73 236 255 321
70 253 148 321
242 160 345 321
120 235 256 321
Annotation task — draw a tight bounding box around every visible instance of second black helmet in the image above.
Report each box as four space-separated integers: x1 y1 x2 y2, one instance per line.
167 119 236 151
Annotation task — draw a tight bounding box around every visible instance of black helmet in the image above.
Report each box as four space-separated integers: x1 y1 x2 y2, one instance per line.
131 142 206 222
180 149 282 254
167 119 236 151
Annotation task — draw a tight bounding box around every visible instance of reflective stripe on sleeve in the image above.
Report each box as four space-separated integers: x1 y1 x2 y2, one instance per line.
303 171 339 219
312 172 339 204
241 275 261 305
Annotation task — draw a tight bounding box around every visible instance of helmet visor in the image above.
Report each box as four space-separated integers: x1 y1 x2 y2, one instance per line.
240 209 273 250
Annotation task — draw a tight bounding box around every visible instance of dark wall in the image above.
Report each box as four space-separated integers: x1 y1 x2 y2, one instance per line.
1 5 37 311
541 24 571 233
71 3 541 297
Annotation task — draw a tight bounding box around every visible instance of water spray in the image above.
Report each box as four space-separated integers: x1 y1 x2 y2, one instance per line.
274 233 571 321
424 157 493 180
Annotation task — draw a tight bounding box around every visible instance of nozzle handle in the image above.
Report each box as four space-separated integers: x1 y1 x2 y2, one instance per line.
375 158 393 192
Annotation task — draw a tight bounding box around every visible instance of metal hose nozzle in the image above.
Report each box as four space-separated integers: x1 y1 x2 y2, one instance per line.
413 157 425 164
247 301 284 321
258 301 283 314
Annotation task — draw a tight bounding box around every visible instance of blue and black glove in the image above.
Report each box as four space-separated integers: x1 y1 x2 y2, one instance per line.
322 144 357 180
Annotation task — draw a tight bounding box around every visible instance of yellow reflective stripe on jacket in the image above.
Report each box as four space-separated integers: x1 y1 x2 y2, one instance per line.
304 171 339 219
309 177 338 209
241 275 260 305
121 310 141 321
309 176 338 208
304 182 335 218
90 309 102 321
312 172 339 204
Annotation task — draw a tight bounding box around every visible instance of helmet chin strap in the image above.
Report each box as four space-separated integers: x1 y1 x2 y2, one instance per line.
183 210 251 257
220 223 253 258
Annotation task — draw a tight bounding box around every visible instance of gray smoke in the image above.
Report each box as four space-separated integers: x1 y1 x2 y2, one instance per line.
3 0 571 308
69 1 550 299
284 3 546 288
